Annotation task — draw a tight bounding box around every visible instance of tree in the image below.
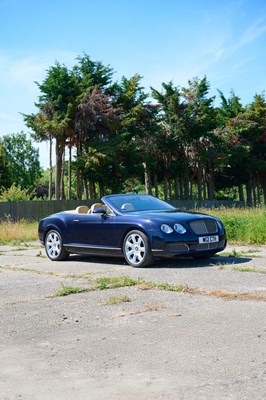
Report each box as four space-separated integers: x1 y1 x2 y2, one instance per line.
151 77 220 200
0 144 11 192
74 85 118 198
25 54 115 200
151 81 186 199
72 54 115 198
110 74 158 195
217 93 266 206
0 132 41 191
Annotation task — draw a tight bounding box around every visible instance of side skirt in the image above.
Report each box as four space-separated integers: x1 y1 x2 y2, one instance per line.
64 244 123 258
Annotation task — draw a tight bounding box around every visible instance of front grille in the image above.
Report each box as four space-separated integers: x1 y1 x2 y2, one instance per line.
189 219 217 234
168 243 189 253
189 243 218 251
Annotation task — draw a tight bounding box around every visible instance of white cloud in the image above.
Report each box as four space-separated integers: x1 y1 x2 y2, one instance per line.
237 17 266 48
9 58 47 88
0 50 77 90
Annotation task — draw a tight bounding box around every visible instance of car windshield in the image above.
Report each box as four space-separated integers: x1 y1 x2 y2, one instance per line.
105 195 176 213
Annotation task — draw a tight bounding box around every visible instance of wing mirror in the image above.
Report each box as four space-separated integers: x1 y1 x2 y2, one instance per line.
93 208 107 215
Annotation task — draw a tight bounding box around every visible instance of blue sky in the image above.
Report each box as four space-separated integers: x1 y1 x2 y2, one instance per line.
1 0 266 167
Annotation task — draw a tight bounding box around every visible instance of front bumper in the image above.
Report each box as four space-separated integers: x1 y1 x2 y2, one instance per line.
151 235 226 258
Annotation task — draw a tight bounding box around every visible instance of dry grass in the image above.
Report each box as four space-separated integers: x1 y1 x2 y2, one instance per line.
0 220 38 245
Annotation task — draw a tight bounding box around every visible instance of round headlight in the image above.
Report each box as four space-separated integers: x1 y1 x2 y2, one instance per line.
161 224 173 234
174 223 186 234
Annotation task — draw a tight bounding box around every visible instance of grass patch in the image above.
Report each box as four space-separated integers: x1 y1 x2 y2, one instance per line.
96 276 141 289
221 248 262 258
232 266 266 274
138 281 189 292
0 220 38 244
53 283 89 297
104 295 131 305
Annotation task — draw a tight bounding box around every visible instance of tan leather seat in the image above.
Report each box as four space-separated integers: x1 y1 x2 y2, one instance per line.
89 203 106 213
76 205 89 214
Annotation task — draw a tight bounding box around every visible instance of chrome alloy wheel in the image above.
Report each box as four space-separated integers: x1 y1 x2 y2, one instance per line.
45 230 69 261
123 230 154 267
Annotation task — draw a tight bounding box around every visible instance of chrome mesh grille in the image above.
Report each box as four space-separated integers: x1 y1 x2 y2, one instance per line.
189 219 217 234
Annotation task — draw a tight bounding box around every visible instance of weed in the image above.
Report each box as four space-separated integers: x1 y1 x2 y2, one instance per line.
244 248 262 254
53 283 89 297
105 295 131 305
233 266 266 274
138 281 189 292
228 248 239 257
96 276 141 289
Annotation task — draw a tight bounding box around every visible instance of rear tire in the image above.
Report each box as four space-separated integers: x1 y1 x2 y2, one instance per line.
45 230 69 261
123 230 154 267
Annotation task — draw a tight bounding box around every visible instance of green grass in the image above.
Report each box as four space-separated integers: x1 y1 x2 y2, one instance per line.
96 276 140 289
104 295 131 305
232 266 266 274
207 208 266 244
52 283 90 297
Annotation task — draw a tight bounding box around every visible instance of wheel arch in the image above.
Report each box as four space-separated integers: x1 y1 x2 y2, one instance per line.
42 221 67 246
119 225 152 249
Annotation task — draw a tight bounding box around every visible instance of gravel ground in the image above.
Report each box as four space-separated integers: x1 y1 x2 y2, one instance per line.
0 242 266 400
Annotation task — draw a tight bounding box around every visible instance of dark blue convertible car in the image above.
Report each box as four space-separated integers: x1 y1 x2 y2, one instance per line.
38 194 226 267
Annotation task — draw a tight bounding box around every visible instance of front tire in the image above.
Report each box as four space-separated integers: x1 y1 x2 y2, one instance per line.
123 230 154 267
45 230 69 261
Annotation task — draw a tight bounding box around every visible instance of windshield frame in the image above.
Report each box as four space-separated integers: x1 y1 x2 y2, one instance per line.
102 194 176 215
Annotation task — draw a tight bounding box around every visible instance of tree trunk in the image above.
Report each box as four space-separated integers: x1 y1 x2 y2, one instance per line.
257 185 261 206
49 134 53 200
55 138 62 200
143 162 152 195
99 181 104 197
163 173 168 200
84 178 89 199
197 167 203 201
76 137 83 200
246 176 253 207
207 171 215 200
68 145 72 200
153 173 158 197
252 185 257 207
60 143 65 200
262 183 266 206
89 180 96 199
202 169 207 200
238 184 244 202
184 172 189 200
174 177 179 200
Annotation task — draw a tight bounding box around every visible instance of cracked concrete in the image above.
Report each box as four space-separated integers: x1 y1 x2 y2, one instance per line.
0 243 266 399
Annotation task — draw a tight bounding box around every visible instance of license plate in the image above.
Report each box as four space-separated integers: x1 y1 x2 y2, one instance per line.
199 235 219 244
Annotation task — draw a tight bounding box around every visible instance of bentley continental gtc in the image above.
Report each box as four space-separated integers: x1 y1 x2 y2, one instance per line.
38 194 226 267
